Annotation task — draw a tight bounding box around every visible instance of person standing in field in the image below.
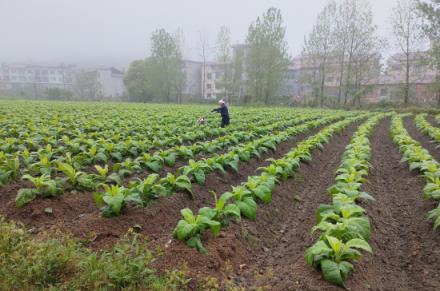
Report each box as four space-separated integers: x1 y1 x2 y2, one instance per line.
211 99 230 128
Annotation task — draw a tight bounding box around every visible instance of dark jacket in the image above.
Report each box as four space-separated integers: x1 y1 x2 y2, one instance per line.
212 106 229 119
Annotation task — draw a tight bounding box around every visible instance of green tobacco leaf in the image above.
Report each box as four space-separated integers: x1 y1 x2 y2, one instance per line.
174 220 196 240
252 185 272 203
198 207 217 219
304 240 332 267
237 197 257 220
16 188 38 208
321 259 353 286
186 235 207 254
146 161 162 173
164 153 176 166
193 170 205 185
102 192 125 216
107 172 122 185
181 208 196 223
345 238 372 253
175 175 193 196
224 203 241 219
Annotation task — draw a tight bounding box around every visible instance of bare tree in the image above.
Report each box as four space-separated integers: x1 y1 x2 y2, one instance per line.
391 0 425 104
215 26 233 102
198 31 210 100
302 0 337 107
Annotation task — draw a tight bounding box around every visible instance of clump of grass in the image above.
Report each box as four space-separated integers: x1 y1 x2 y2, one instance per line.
0 216 190 290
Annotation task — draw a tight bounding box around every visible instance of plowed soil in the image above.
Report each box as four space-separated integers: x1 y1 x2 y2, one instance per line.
0 122 325 278
2 117 440 291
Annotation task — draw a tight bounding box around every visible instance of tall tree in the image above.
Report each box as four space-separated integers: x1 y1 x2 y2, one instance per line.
231 45 245 104
302 0 337 107
199 31 210 99
418 0 440 103
340 0 379 105
124 59 154 102
391 0 425 104
215 26 233 101
245 7 291 104
73 71 102 100
150 29 185 103
301 0 381 107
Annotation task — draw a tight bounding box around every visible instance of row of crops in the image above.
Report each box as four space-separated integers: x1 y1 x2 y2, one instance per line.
1 101 440 288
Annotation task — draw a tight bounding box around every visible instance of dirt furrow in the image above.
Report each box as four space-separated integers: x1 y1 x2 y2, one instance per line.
403 116 440 162
212 122 360 290
0 123 325 252
340 118 440 291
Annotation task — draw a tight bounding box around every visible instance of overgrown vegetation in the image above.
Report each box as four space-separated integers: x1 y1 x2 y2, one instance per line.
0 217 190 290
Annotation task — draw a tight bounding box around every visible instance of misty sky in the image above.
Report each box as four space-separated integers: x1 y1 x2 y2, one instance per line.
0 0 399 69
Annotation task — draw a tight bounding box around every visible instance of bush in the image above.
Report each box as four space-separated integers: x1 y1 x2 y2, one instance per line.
0 217 190 290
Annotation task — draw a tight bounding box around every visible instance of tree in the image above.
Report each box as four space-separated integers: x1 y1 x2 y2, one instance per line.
300 0 381 107
231 45 245 104
391 0 425 104
245 7 291 104
302 0 337 107
73 71 102 100
46 88 74 100
150 29 185 103
418 0 440 103
199 31 210 99
215 26 233 101
338 0 380 105
124 59 154 102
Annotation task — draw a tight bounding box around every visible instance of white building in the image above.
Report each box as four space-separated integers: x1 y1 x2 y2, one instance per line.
201 62 225 99
95 67 125 99
0 63 75 97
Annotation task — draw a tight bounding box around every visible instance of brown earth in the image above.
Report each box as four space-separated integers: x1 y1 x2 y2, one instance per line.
0 122 326 280
3 117 440 290
214 117 440 291
224 121 360 290
404 115 440 161
331 118 440 291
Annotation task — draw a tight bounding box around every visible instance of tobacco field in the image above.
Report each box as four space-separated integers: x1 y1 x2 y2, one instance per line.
1 101 440 290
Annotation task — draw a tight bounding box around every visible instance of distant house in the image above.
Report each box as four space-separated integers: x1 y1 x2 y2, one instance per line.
365 52 437 104
0 63 126 100
95 67 125 99
0 63 75 98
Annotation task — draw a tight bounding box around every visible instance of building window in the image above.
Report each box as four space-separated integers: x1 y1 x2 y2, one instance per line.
207 84 212 89
380 88 388 96
207 93 212 98
207 73 212 80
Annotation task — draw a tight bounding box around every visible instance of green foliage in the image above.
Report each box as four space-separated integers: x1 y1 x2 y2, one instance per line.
173 112 368 254
0 217 190 290
173 208 221 254
305 236 372 286
16 174 61 207
305 114 386 286
393 114 440 228
245 7 291 104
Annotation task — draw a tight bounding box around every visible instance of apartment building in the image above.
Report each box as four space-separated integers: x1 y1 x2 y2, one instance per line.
0 63 75 97
365 52 438 104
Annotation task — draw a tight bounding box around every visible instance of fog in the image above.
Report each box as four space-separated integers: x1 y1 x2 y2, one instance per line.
0 0 398 69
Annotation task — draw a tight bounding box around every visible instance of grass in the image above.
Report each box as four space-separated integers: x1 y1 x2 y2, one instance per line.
0 216 191 290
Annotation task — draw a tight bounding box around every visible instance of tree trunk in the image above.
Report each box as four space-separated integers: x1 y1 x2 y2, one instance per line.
405 51 410 104
320 68 325 107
